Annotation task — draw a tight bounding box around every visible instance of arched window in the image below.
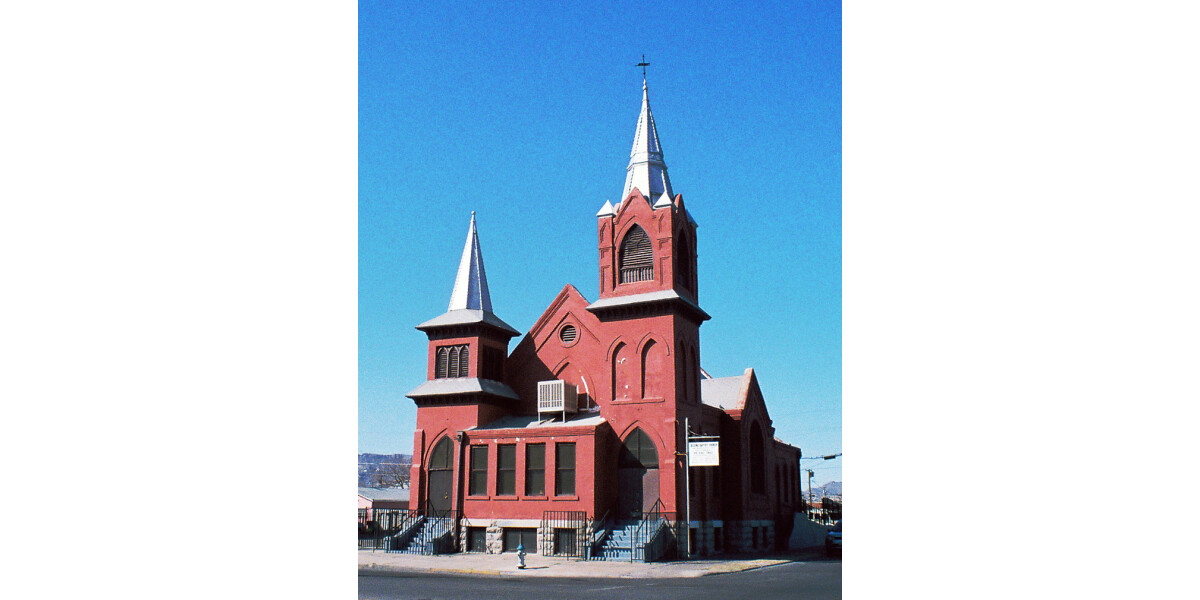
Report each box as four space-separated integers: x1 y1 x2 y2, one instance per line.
619 225 654 283
612 342 633 401
429 436 453 470
435 344 470 378
457 345 469 377
640 339 667 399
436 347 449 378
619 428 659 469
675 235 692 291
750 422 765 494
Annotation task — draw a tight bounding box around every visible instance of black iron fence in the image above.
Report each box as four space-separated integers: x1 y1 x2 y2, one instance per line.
632 500 678 562
541 510 588 559
358 507 417 550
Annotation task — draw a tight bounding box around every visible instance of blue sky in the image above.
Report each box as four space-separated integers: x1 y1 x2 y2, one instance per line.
359 0 842 485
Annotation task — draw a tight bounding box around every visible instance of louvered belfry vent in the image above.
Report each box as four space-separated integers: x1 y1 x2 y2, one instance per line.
559 324 577 343
435 344 470 378
619 226 654 284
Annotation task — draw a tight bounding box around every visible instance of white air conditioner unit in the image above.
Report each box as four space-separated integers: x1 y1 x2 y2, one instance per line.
537 380 578 417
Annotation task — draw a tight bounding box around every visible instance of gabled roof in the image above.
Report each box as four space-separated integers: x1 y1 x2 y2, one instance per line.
358 487 411 501
621 78 674 205
700 368 771 424
700 372 749 411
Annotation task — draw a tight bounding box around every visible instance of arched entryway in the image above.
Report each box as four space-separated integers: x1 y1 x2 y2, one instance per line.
426 437 453 513
617 428 659 520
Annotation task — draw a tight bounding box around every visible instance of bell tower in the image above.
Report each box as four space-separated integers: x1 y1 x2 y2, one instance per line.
408 213 520 413
593 77 704 310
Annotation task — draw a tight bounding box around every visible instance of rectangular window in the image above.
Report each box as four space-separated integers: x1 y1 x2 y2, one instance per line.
497 444 516 495
555 442 575 496
503 528 537 553
467 527 486 552
468 446 488 496
525 443 545 496
553 528 576 556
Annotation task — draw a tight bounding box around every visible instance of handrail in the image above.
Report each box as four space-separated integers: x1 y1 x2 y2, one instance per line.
587 510 611 560
631 499 667 562
590 510 611 543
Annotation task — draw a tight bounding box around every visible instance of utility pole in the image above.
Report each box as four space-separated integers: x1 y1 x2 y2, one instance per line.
807 469 815 520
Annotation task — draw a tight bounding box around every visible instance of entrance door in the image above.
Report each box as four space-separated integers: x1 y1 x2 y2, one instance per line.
426 437 453 513
617 428 659 520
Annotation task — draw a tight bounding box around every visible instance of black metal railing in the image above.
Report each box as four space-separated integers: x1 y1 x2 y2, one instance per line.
358 507 417 550
413 503 458 555
586 510 611 560
542 510 588 560
629 499 677 562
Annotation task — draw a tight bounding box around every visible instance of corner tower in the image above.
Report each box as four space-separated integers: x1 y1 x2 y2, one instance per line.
588 77 711 519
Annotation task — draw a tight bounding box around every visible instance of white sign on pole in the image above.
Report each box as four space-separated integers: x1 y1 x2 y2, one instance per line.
688 441 719 466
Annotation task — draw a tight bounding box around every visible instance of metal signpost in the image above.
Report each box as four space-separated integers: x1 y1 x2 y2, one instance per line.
683 417 719 558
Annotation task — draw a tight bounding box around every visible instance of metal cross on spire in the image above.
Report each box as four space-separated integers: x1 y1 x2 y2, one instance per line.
637 54 649 78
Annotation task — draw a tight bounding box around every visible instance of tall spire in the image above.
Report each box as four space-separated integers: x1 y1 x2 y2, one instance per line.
447 212 493 312
621 76 674 205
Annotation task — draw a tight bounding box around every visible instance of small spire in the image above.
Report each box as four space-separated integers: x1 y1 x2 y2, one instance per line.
622 72 673 206
596 199 615 217
447 212 493 312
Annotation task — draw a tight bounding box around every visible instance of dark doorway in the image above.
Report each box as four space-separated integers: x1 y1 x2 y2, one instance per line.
617 428 659 520
427 437 453 513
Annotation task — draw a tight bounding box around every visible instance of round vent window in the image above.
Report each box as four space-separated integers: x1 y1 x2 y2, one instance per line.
559 324 577 344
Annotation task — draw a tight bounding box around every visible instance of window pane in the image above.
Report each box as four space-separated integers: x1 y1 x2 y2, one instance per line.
525 444 545 496
497 444 515 495
557 468 575 496
469 446 488 496
556 442 574 465
555 443 575 496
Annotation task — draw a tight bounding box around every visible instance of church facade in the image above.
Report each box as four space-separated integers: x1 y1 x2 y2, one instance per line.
405 78 804 558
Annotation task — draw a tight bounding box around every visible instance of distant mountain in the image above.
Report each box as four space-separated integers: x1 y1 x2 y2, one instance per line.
358 453 412 488
808 481 841 499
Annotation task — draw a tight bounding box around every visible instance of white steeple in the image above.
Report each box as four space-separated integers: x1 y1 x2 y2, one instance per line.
621 77 674 206
447 212 493 312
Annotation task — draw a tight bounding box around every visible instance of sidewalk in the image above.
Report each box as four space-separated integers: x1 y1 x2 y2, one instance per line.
358 548 827 579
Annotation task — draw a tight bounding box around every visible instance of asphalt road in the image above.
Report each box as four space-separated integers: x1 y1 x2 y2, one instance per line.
359 558 841 600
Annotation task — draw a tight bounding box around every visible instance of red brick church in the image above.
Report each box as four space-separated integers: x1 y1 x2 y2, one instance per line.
405 77 804 559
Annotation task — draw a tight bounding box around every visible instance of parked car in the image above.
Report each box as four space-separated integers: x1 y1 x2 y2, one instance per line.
825 520 841 556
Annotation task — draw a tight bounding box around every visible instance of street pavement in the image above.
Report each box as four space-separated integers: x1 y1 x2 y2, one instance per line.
358 547 825 578
358 553 841 600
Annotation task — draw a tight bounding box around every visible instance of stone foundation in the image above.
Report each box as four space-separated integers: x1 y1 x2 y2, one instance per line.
721 520 775 553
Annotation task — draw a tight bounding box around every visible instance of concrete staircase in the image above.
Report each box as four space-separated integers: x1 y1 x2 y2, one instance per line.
592 521 649 561
391 517 454 555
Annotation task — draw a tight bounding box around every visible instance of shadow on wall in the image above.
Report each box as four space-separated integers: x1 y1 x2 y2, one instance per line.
787 514 834 550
